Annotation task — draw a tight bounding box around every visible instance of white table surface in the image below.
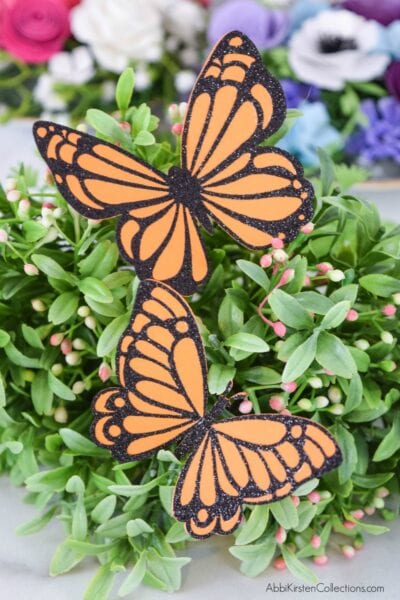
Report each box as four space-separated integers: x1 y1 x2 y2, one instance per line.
1 121 400 599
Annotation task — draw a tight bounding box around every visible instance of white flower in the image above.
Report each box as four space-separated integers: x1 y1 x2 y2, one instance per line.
48 47 95 85
288 9 390 91
174 70 197 94
34 74 66 111
71 0 164 73
160 0 205 45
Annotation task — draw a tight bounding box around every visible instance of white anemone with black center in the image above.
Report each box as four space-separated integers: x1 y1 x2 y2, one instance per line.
288 9 390 91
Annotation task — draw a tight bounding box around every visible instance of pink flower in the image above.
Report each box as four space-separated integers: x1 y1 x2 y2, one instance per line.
346 309 359 321
382 304 396 317
310 534 321 549
239 399 253 414
281 381 297 393
98 362 112 383
260 253 272 268
1 0 70 64
273 556 286 570
313 555 328 566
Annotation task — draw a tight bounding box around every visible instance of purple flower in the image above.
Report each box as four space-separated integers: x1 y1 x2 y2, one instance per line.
281 79 320 108
385 62 400 100
343 0 400 26
346 97 400 165
208 0 289 49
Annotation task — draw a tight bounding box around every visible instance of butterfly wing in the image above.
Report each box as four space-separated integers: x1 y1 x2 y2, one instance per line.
181 30 313 246
91 280 208 460
173 414 341 538
33 121 209 295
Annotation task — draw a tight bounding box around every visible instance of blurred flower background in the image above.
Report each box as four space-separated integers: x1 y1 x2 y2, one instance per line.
0 0 399 172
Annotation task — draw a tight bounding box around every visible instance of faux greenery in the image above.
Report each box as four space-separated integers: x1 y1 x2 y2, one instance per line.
1 71 400 599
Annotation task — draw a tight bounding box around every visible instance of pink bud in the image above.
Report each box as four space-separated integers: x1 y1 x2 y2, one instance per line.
239 399 253 414
301 222 314 234
275 526 287 544
278 268 295 286
341 545 355 559
43 202 55 209
281 381 297 393
273 557 286 570
259 253 272 268
316 262 333 274
24 263 39 276
376 487 389 498
19 198 30 214
291 495 300 507
280 408 292 416
382 304 396 317
364 506 376 516
323 368 335 376
269 395 285 412
351 509 364 520
98 362 112 383
346 309 359 322
343 520 356 530
303 275 311 286
171 123 183 136
308 491 321 504
271 237 284 249
119 121 131 132
50 333 64 346
61 339 73 355
0 229 8 243
310 534 321 549
313 555 328 566
273 321 286 338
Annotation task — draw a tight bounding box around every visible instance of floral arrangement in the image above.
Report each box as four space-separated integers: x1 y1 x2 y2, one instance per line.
1 0 400 175
0 73 399 597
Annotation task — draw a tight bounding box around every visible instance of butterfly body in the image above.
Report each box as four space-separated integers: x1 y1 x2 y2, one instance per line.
91 279 342 539
33 30 314 295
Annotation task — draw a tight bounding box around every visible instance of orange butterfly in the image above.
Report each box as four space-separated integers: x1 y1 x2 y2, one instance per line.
33 30 313 295
92 279 341 539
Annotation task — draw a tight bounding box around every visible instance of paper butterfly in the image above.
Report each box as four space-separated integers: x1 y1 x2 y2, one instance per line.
91 279 341 538
33 30 313 296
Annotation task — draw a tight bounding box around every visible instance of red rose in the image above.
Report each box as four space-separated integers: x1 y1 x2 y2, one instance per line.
1 0 70 63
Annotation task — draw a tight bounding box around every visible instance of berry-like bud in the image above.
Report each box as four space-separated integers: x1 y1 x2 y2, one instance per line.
275 526 287 544
54 406 68 423
239 399 253 414
343 520 356 529
310 534 321 549
328 403 344 415
269 395 286 412
281 381 297 393
328 269 345 282
328 386 342 403
298 398 313 411
50 333 64 346
72 338 86 350
6 189 21 202
351 509 364 520
85 316 97 330
373 497 385 509
171 123 183 136
0 229 8 243
72 381 86 394
98 362 112 383
31 299 46 312
61 339 73 355
5 177 16 191
53 207 64 219
341 545 355 559
273 557 286 570
65 352 81 366
364 506 375 516
168 103 179 122
308 376 323 389
77 305 90 318
308 491 321 504
273 321 286 338
392 292 400 305
353 536 364 550
382 304 396 317
313 555 328 566
259 253 272 268
271 237 284 249
24 263 39 276
346 309 358 321
381 331 394 344
51 363 63 376
278 268 295 286
355 339 369 350
301 222 314 234
303 275 311 286
272 249 288 263
316 262 333 274
315 395 329 408
378 360 397 372
291 495 300 507
376 487 389 498
18 198 30 216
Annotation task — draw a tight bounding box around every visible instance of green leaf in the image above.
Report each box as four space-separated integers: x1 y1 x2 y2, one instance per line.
373 413 400 462
218 295 243 338
320 301 350 329
78 241 119 280
294 502 318 532
72 496 87 540
349 347 370 372
281 546 318 584
333 423 358 484
330 284 358 305
241 366 281 385
208 363 236 395
316 331 357 378
32 371 53 415
50 540 85 575
0 441 23 455
116 67 135 113
145 551 191 593
0 374 5 408
21 324 44 349
318 147 336 195
356 521 389 535
359 274 400 297
270 497 299 529
294 292 334 315
127 518 154 536
109 475 166 497
282 332 317 383
60 428 109 457
269 289 313 329
32 254 74 283
229 536 276 577
235 505 269 545
22 220 48 242
79 277 113 304
4 342 40 368
84 564 115 600
91 495 117 525
293 479 318 496
165 521 191 543
16 506 57 536
48 373 76 401
134 130 155 146
26 466 75 492
236 259 269 291
97 314 129 357
118 554 147 597
352 472 394 489
225 333 269 353
86 109 128 144
48 292 79 325
0 329 11 347
344 373 363 413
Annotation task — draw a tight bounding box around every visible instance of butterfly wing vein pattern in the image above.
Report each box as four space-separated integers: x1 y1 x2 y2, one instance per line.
33 30 314 295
